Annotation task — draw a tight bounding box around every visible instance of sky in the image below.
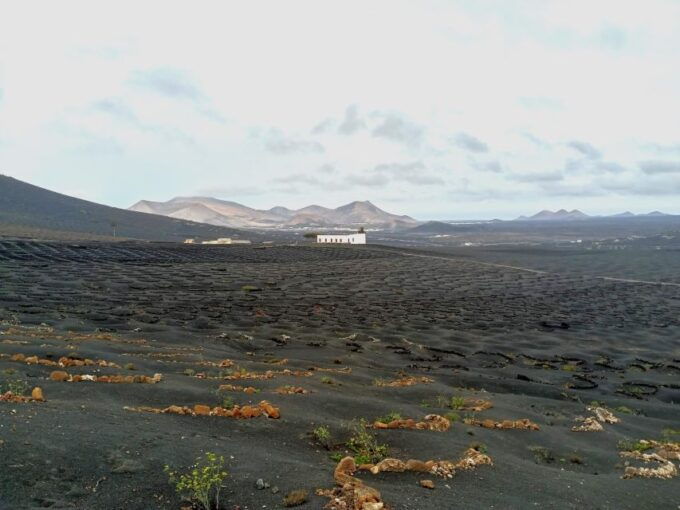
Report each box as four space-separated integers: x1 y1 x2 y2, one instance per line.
1 0 679 220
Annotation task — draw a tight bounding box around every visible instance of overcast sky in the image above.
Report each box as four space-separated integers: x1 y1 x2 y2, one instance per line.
1 0 679 220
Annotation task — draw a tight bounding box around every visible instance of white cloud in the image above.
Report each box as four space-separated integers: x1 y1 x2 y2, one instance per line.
0 0 679 218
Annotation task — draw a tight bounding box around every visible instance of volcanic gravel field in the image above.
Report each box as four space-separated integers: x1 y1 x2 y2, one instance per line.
0 241 678 509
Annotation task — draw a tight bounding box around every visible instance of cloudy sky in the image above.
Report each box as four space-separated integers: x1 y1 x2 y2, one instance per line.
1 0 679 219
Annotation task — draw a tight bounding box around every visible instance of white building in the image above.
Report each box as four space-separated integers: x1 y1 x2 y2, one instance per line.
201 238 251 245
316 232 366 244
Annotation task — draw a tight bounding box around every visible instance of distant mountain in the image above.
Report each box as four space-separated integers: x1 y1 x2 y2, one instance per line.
514 209 674 221
516 209 590 221
130 197 417 229
0 175 254 242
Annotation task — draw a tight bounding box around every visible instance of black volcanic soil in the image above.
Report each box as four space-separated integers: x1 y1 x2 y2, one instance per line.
1 241 679 509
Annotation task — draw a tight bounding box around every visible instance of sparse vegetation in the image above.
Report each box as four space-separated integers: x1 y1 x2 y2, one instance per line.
469 442 488 454
221 396 235 409
568 454 584 465
312 425 333 449
450 396 466 410
283 489 309 507
444 411 461 423
164 452 228 510
662 428 680 438
375 411 402 423
615 406 635 415
346 419 388 464
528 445 555 464
241 285 260 292
183 368 196 377
0 378 29 395
618 439 654 453
124 363 136 370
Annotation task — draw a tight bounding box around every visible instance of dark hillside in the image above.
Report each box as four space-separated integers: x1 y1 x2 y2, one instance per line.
0 175 256 242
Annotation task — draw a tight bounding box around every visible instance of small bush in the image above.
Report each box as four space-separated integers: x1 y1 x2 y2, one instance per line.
376 411 402 423
444 411 460 423
450 396 466 410
241 285 260 292
568 454 584 465
321 377 334 385
183 368 196 377
124 363 136 371
346 419 388 464
528 445 554 464
312 426 332 449
221 396 235 410
164 452 228 510
329 452 343 462
283 489 308 507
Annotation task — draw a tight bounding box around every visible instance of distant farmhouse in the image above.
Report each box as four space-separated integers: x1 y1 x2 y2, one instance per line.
316 229 366 244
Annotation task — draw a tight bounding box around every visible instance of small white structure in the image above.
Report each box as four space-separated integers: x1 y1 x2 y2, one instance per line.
201 238 251 245
316 232 366 244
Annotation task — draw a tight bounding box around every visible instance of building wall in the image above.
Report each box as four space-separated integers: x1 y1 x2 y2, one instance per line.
316 233 366 244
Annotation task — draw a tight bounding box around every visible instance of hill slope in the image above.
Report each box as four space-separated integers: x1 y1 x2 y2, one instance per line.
0 175 254 242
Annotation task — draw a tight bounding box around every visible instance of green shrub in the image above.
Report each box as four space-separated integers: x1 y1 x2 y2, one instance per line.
450 396 466 410
375 411 402 423
313 425 332 449
444 411 460 423
164 452 228 510
346 419 388 464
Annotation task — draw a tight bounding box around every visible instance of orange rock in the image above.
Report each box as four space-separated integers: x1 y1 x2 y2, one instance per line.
259 401 280 419
419 479 435 489
405 460 431 472
240 406 256 418
194 405 211 416
25 356 39 364
334 457 357 485
50 370 70 382
164 405 185 415
10 353 25 362
31 387 45 402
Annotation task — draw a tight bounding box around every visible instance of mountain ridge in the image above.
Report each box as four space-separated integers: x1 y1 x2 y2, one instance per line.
129 197 417 229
